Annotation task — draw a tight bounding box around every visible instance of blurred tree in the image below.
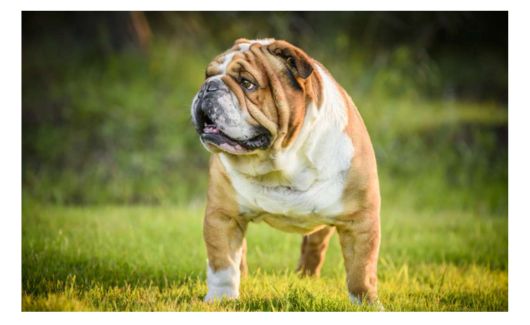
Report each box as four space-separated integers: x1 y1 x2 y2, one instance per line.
21 12 507 208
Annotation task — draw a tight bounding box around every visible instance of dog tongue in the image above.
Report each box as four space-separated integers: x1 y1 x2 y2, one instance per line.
220 142 246 154
203 124 219 134
201 124 248 154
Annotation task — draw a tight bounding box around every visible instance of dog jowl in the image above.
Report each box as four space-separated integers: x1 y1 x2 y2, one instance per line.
191 38 382 307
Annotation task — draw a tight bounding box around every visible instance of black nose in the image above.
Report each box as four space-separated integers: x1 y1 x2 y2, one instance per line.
197 79 226 100
206 79 222 92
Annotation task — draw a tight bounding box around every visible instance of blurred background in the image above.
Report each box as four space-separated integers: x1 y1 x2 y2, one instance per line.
22 12 507 215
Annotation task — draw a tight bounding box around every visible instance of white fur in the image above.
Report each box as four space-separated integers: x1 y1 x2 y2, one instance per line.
220 65 355 233
349 293 362 305
193 75 257 145
218 51 237 75
206 76 256 140
349 293 385 310
204 248 242 301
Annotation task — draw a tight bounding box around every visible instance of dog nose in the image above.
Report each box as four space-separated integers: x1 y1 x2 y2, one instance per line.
206 79 222 92
197 78 226 100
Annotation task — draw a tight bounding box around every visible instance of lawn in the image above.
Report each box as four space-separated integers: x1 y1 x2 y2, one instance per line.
22 201 507 311
22 13 508 311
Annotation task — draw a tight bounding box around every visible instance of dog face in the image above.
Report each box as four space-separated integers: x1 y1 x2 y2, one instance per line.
191 39 322 155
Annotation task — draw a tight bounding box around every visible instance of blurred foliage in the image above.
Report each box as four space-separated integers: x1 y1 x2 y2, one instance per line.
22 12 507 215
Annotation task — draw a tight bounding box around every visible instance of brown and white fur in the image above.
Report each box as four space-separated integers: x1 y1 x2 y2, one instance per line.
191 38 381 306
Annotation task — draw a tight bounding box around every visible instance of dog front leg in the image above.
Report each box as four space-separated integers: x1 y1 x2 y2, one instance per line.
336 211 381 305
203 212 247 302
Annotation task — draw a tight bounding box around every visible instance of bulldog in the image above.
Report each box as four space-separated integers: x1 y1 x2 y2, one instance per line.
191 38 381 306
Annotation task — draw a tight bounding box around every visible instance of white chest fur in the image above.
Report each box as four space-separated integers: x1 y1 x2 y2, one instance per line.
219 67 355 233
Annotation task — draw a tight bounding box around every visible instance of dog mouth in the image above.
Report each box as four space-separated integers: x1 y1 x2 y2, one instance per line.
196 112 270 154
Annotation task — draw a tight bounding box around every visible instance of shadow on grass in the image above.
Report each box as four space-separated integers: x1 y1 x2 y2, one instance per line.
23 249 204 296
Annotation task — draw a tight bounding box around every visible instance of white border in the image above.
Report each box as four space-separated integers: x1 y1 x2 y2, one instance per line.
16 0 511 11
3 1 529 324
0 0 21 320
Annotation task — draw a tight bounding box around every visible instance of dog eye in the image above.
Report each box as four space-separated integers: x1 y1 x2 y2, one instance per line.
240 78 256 91
286 56 296 68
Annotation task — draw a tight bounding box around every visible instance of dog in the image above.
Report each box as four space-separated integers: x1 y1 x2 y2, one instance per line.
191 38 381 306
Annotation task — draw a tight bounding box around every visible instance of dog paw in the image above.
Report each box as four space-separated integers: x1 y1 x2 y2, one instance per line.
349 293 385 311
204 287 239 302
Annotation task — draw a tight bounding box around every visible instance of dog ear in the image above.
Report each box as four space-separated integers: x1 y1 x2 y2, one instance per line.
268 40 313 79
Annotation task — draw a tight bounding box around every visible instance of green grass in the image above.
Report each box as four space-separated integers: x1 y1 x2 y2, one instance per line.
22 17 508 311
22 201 507 311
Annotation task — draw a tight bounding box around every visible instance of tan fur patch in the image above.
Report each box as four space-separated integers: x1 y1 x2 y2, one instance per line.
335 78 381 303
296 226 335 276
203 155 248 272
204 40 324 151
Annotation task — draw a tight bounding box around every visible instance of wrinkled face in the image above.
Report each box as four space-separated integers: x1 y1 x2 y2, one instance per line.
191 38 322 155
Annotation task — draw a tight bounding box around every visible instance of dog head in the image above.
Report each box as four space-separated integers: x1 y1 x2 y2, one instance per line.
191 38 322 155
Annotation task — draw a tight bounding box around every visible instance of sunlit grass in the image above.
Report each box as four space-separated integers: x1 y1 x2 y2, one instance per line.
22 202 507 311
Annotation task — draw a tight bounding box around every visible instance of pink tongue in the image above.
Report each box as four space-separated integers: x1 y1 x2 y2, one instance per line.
203 125 219 134
220 142 245 154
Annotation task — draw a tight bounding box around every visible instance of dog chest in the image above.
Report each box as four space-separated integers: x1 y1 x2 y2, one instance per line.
224 167 349 232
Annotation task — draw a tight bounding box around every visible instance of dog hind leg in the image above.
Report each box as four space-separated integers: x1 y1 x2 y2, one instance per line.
296 226 335 277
